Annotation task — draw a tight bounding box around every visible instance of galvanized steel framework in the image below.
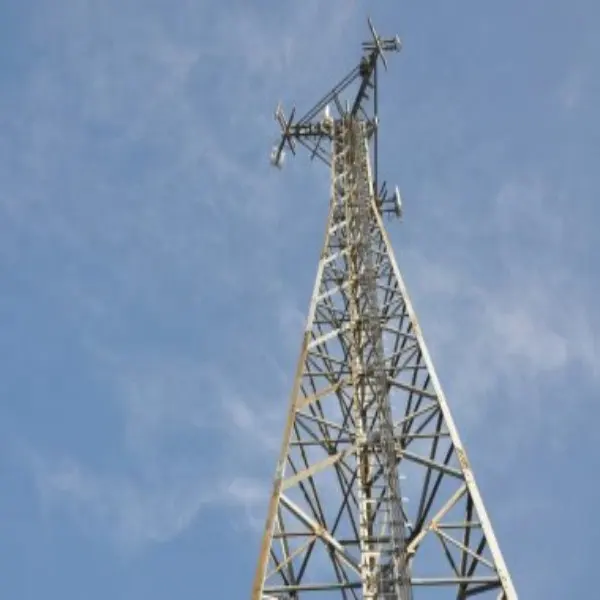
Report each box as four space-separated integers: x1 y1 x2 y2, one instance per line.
252 20 517 600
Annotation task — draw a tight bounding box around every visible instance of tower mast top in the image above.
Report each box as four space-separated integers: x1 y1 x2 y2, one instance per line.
270 18 401 212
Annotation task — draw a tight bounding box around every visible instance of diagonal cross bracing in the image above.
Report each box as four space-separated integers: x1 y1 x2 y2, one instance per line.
252 19 517 600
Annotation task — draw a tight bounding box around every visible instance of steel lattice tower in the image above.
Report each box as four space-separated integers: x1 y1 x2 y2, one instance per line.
251 20 517 600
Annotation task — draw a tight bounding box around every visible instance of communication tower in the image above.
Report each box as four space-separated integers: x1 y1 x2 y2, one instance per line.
252 20 517 599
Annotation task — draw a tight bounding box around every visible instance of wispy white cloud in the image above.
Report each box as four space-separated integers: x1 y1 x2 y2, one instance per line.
557 68 585 111
225 476 271 533
32 454 215 553
401 175 599 472
31 450 272 552
24 332 298 549
8 0 364 552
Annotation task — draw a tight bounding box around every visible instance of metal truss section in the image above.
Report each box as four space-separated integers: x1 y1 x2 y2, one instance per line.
251 19 518 600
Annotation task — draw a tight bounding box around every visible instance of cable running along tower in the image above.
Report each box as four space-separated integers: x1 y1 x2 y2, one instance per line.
252 20 517 600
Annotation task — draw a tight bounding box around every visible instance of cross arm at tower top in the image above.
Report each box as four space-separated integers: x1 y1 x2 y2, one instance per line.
363 17 402 71
269 17 401 169
362 36 403 54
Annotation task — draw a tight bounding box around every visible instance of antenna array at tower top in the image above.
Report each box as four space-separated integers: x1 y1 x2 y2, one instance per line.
270 18 403 218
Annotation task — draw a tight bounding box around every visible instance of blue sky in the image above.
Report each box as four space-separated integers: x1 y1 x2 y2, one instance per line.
0 0 598 598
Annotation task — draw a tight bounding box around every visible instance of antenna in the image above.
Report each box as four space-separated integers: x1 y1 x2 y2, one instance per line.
268 18 401 173
268 18 404 219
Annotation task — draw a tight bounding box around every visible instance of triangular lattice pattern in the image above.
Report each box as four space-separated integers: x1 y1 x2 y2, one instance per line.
252 67 517 600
